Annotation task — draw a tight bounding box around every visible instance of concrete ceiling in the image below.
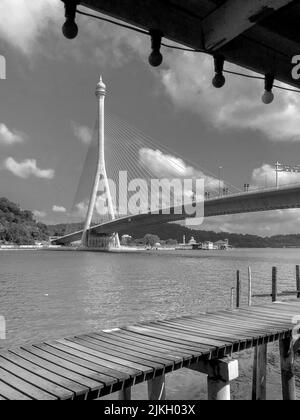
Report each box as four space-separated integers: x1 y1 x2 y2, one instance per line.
79 0 300 88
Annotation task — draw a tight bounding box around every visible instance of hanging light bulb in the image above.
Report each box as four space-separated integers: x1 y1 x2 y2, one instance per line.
148 30 163 67
212 55 226 88
262 73 275 104
62 0 79 39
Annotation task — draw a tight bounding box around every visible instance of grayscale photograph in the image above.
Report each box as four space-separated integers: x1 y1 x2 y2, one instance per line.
0 0 300 405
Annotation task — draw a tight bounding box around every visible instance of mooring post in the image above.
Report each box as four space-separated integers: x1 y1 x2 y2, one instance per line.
236 270 241 308
147 375 166 400
119 387 132 400
279 337 296 400
230 287 235 310
252 344 267 400
248 266 252 307
296 265 300 299
272 267 278 302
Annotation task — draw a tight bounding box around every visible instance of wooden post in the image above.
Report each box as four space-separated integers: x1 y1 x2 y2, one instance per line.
252 344 267 400
236 270 241 308
230 287 234 310
119 387 132 400
296 265 300 299
248 266 252 307
279 337 296 400
147 375 166 400
272 267 277 302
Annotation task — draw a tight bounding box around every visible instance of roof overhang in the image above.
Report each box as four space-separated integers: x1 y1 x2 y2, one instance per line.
77 0 300 88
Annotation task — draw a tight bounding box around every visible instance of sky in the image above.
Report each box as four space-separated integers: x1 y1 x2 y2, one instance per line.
1 0 300 235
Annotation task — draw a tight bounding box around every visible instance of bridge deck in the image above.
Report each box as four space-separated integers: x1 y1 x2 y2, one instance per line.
0 301 299 400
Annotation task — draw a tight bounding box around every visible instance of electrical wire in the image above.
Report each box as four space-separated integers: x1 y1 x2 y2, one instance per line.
77 9 148 35
77 7 300 94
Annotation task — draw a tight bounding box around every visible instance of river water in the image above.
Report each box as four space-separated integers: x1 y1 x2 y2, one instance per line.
0 248 299 348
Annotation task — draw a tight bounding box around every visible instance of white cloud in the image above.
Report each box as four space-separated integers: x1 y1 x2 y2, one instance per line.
252 164 300 188
139 147 223 191
0 0 61 54
52 205 66 213
160 52 300 142
33 210 47 219
0 123 24 145
73 201 88 218
0 0 146 66
201 209 300 236
3 157 55 179
71 122 93 145
3 0 300 144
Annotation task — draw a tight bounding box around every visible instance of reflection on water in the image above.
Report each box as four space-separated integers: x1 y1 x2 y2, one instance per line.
0 248 299 348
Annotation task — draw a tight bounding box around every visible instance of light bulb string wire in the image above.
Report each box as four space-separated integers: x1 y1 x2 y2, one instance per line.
76 8 300 94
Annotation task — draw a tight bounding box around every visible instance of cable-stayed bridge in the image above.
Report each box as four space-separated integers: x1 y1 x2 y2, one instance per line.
53 77 300 248
54 183 300 245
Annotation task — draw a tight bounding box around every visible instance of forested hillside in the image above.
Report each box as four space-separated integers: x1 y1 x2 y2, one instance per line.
0 197 48 245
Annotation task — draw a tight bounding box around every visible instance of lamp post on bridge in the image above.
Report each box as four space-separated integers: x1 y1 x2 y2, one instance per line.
218 166 223 197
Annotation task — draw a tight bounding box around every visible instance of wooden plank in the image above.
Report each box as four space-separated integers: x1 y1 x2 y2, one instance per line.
91 331 193 361
135 323 232 348
0 356 74 400
9 348 104 393
68 336 172 372
0 367 57 400
154 319 243 342
31 343 127 384
76 335 178 365
123 326 215 354
54 339 154 376
159 318 256 341
158 322 254 350
0 381 32 400
234 309 296 323
111 329 208 355
191 308 290 325
177 316 273 338
43 341 144 380
155 321 244 352
209 312 291 330
0 352 88 399
216 309 294 325
81 334 184 366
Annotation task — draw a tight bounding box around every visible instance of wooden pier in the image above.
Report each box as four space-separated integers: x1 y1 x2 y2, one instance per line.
0 300 299 400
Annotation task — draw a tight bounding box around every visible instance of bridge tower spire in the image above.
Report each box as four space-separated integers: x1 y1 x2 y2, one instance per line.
81 76 119 247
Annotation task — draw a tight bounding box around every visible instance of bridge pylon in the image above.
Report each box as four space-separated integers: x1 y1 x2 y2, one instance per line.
81 76 120 249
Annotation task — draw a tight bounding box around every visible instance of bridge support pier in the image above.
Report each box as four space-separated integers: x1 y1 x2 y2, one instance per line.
147 374 166 400
119 386 132 400
189 358 239 400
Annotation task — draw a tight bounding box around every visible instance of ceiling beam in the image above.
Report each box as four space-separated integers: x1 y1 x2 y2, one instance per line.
202 0 295 50
80 0 204 49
